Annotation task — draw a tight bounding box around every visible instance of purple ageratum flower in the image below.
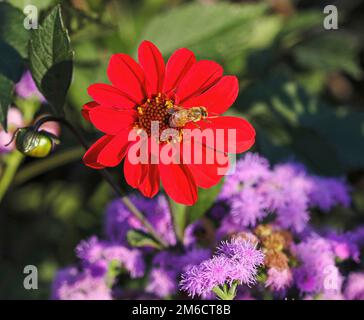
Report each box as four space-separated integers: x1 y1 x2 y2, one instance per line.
344 272 364 300
152 247 210 273
178 248 212 272
309 176 350 211
76 236 145 278
261 163 313 233
219 153 271 200
105 194 176 246
146 247 211 298
146 268 178 298
180 239 264 298
15 70 45 102
326 231 360 262
293 236 342 294
352 226 364 246
217 238 265 286
230 187 268 227
0 107 24 153
51 267 112 300
265 267 293 292
180 264 208 298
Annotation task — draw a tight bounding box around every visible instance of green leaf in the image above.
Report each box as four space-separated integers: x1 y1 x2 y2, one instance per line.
0 2 29 58
244 75 364 174
168 199 187 242
127 229 163 249
9 0 54 11
293 32 361 78
0 2 28 128
0 74 14 130
187 182 223 224
29 5 74 116
139 3 281 72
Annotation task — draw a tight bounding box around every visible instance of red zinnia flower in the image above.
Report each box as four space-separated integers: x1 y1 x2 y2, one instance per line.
82 41 255 205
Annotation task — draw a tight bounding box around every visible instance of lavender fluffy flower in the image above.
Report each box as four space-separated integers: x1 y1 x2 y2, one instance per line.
146 268 177 298
180 239 264 297
219 153 270 200
293 236 342 294
262 163 312 232
105 195 176 246
309 177 350 211
51 267 111 300
326 231 360 262
230 187 268 227
147 247 211 298
15 70 45 102
217 238 265 285
344 272 364 300
265 267 293 292
76 236 145 278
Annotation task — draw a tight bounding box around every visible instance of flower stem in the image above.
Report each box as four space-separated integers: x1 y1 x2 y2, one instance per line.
167 197 186 245
0 100 39 203
32 115 169 249
227 281 238 299
212 286 230 300
0 152 24 202
212 282 238 300
13 146 84 186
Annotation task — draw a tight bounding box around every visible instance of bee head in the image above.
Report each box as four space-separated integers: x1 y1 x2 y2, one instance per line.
200 107 208 118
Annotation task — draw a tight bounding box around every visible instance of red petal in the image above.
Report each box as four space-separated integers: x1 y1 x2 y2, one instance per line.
185 116 255 153
138 164 160 198
88 83 137 108
186 144 228 188
83 135 113 169
88 106 136 135
176 60 223 103
82 101 99 121
163 48 196 94
182 76 239 115
97 130 130 167
107 53 147 103
123 153 146 188
159 163 197 205
138 41 165 96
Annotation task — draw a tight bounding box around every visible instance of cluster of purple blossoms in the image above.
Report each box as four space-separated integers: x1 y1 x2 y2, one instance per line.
51 153 364 300
219 153 351 233
52 236 146 300
180 238 264 298
51 267 112 300
293 236 343 295
105 195 177 246
52 194 208 300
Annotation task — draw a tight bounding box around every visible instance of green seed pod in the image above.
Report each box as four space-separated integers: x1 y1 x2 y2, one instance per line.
15 128 59 158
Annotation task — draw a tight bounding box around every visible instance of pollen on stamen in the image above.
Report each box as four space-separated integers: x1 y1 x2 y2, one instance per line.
134 93 179 141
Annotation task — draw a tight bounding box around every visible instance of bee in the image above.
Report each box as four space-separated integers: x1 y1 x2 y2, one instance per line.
7 127 60 158
168 106 209 128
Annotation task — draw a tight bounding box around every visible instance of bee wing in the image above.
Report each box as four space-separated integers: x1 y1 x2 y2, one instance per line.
168 105 184 114
206 110 220 118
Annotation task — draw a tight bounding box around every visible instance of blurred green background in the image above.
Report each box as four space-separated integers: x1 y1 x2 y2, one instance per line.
1 0 364 299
